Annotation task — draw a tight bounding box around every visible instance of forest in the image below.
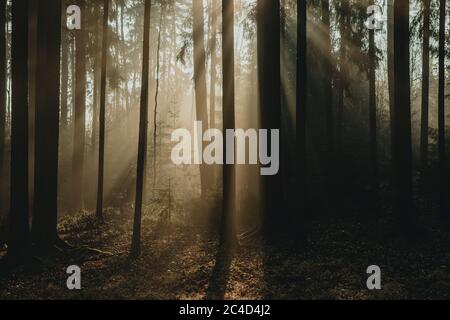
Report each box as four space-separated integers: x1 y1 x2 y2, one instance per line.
0 0 450 300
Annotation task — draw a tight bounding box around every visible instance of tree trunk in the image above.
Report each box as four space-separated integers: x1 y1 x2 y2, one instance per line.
321 0 335 203
438 0 447 217
96 0 109 222
92 2 101 151
28 0 38 225
0 0 6 208
296 0 307 235
31 0 63 250
72 0 86 211
387 0 395 155
8 0 29 259
368 0 378 200
193 0 210 196
420 0 430 170
337 0 348 153
60 7 69 130
257 0 281 237
221 0 236 246
152 9 163 188
209 0 217 130
130 0 151 258
392 0 413 225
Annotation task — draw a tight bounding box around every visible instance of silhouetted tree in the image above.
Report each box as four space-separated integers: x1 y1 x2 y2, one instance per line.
368 0 378 200
257 0 281 238
0 0 6 204
438 0 447 218
221 0 236 245
420 0 430 170
322 0 335 203
193 0 210 196
61 4 69 130
72 0 87 211
8 0 29 260
31 0 63 250
337 0 349 153
296 0 307 234
392 0 413 225
96 0 110 222
131 0 152 258
209 0 218 130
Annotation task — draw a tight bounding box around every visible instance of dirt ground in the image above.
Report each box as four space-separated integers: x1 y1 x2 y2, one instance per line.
1 201 450 300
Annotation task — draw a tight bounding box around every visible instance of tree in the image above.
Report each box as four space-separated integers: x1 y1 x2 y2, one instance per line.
257 0 282 237
296 0 307 235
96 0 110 222
438 0 447 218
130 0 152 258
221 0 236 246
31 0 63 250
209 0 218 130
8 0 29 260
420 0 430 170
337 0 349 152
392 0 413 225
321 0 335 203
368 0 378 200
0 0 6 206
61 4 69 130
193 0 210 196
72 0 87 211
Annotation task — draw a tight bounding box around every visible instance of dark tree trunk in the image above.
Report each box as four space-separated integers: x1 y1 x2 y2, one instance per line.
72 0 86 211
221 0 236 246
321 0 335 203
130 0 151 258
31 0 63 250
296 0 307 234
337 0 349 153
368 0 378 200
420 0 430 170
387 0 395 155
92 2 101 151
0 0 6 206
438 0 447 217
392 0 413 225
257 0 281 237
209 0 217 130
193 0 210 196
60 6 69 130
96 0 109 222
8 0 29 259
28 0 38 223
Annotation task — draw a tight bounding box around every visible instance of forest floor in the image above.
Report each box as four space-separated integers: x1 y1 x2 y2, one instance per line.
1 199 450 300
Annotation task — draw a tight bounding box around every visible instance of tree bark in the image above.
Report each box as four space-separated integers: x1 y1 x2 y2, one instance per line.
209 0 217 130
337 0 349 153
420 0 430 170
8 0 29 259
222 0 236 246
368 0 378 200
257 0 281 237
438 0 447 217
0 0 6 207
72 0 86 211
321 0 335 203
31 0 63 250
96 0 110 222
193 0 210 196
131 0 152 258
296 0 307 234
392 0 413 225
